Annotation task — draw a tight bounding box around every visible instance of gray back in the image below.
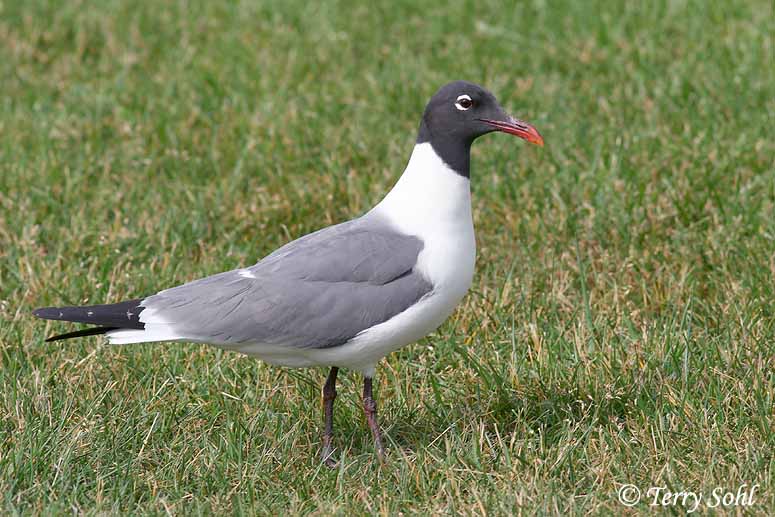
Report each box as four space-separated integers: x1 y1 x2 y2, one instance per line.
144 213 432 349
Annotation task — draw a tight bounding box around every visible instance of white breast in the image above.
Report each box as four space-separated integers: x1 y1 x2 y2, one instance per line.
289 143 477 375
373 142 476 294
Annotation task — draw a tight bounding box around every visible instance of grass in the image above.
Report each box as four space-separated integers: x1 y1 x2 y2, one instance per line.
1 0 774 514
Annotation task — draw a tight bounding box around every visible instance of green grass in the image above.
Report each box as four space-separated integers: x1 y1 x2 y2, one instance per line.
1 0 774 514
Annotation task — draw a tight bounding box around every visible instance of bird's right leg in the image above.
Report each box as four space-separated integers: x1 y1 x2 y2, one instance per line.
321 366 339 467
362 376 385 462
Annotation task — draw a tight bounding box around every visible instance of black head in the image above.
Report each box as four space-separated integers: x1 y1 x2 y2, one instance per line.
416 80 543 177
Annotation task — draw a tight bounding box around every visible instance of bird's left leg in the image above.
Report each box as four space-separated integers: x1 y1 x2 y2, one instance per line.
321 366 339 467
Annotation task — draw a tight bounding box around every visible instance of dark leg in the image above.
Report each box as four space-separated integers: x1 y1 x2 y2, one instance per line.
321 367 339 467
362 376 385 462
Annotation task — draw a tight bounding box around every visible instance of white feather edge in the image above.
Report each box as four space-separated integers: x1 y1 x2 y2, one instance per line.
106 304 182 344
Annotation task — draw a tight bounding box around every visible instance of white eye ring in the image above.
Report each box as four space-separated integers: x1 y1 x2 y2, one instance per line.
455 94 473 111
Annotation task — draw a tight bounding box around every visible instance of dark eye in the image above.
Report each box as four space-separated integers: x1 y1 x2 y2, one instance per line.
455 94 473 111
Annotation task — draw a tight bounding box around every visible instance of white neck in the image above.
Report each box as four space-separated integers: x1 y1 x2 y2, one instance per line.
371 143 473 240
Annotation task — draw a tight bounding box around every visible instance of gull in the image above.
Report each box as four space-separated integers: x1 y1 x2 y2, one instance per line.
33 80 543 465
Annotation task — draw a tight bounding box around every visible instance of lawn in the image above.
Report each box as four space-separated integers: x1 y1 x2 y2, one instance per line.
1 0 774 514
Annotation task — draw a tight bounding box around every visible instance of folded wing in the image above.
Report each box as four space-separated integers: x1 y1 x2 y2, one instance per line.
132 213 432 349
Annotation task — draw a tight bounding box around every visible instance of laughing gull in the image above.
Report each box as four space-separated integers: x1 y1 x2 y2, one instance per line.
33 80 543 465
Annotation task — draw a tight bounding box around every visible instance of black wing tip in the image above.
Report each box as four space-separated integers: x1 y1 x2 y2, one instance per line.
31 299 146 328
33 307 60 320
34 299 146 341
44 326 119 342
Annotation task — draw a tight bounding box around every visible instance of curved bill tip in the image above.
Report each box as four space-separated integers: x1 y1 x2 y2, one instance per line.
480 117 544 147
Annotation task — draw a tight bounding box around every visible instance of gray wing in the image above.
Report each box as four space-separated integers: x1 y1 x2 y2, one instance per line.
142 213 432 349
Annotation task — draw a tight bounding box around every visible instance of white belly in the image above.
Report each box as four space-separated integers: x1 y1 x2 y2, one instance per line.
301 232 475 373
239 254 474 375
